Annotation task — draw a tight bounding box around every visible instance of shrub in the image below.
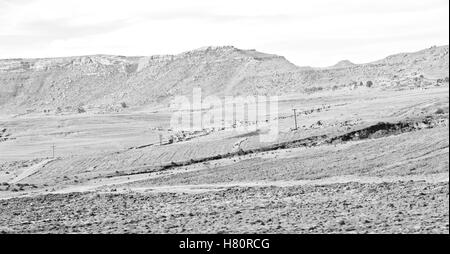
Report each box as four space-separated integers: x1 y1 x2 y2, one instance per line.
77 107 86 113
120 102 127 108
305 86 324 93
435 108 445 115
366 81 374 88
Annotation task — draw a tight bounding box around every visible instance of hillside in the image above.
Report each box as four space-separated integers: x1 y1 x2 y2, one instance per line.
0 45 448 114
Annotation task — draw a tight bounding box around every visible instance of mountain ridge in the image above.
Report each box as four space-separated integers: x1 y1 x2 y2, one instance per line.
0 45 448 114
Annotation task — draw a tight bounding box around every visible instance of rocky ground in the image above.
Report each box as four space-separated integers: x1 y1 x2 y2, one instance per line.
0 180 447 234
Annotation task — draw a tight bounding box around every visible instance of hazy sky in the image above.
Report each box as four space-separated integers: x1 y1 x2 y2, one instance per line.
0 0 448 66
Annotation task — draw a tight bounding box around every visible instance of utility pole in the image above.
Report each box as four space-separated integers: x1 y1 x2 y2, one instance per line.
292 108 298 130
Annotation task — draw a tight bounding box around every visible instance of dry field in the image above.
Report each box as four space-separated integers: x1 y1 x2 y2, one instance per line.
0 85 448 234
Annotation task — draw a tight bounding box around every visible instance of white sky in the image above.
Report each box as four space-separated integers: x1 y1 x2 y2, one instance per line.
0 0 448 66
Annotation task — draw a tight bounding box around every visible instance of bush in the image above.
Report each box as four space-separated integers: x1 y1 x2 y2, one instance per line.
120 102 128 108
435 108 445 114
366 81 374 88
304 86 324 93
77 107 86 113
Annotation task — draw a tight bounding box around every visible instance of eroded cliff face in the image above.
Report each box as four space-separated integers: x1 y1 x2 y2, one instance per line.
0 45 448 114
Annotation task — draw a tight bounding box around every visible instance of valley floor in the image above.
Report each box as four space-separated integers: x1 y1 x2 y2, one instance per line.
0 86 449 234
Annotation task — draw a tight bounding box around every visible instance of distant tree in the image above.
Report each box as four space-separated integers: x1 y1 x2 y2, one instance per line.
366 81 374 88
120 102 127 108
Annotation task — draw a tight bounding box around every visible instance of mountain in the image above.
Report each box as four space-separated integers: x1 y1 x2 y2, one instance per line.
331 60 355 69
0 45 448 114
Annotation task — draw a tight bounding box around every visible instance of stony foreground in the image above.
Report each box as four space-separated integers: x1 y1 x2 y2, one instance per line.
1 180 448 234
